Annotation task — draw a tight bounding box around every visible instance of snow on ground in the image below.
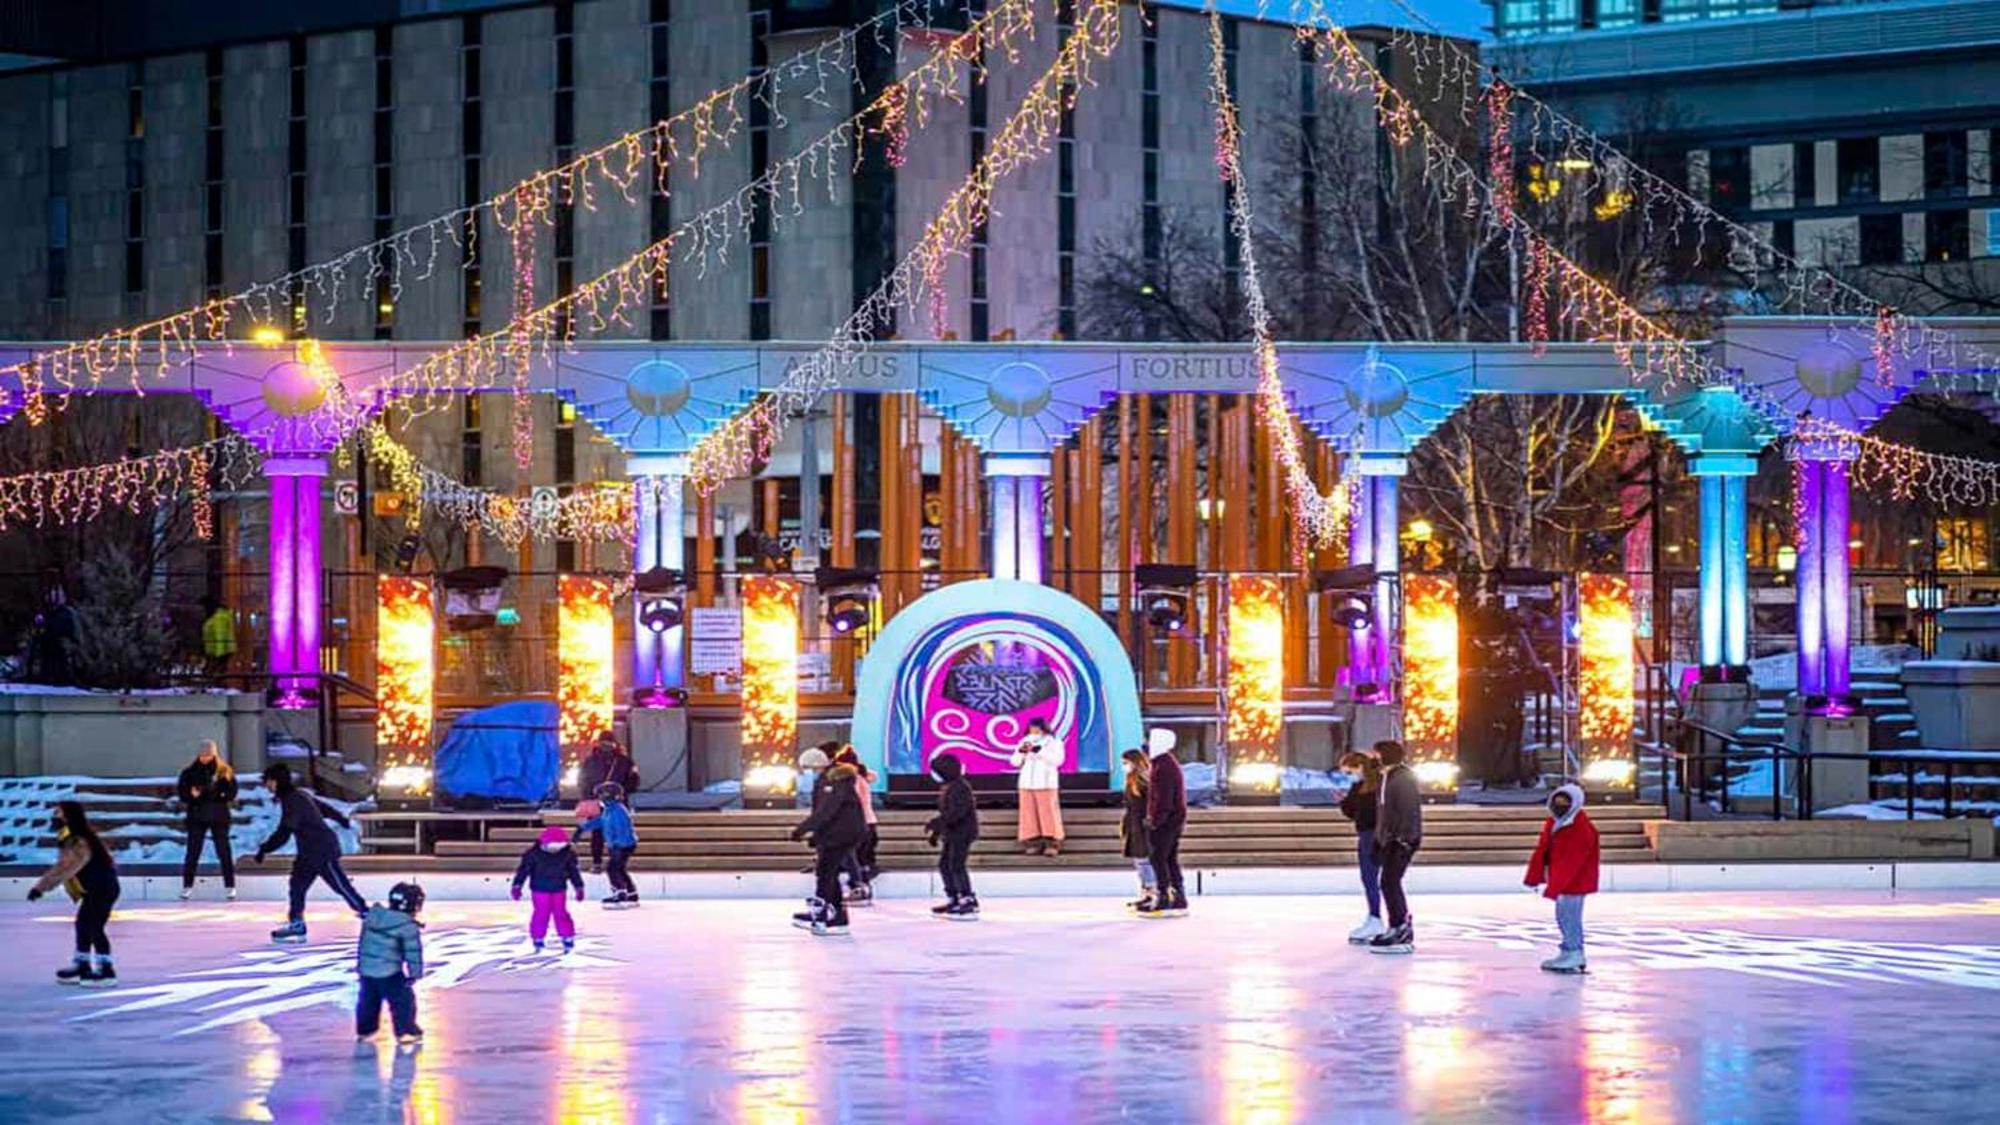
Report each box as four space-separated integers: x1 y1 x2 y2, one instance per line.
0 776 362 866
3 890 1999 1122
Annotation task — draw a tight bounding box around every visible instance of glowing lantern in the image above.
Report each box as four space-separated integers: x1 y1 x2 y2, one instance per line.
740 575 801 779
1225 576 1285 790
1401 575 1459 766
558 575 618 753
1578 573 1636 756
376 577 435 789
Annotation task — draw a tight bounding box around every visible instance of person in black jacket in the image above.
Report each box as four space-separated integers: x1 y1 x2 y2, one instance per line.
577 732 639 873
789 760 865 935
176 741 239 901
511 826 587 952
1337 749 1385 944
1138 728 1188 919
253 763 366 943
925 752 980 920
1369 740 1424 955
29 800 122 987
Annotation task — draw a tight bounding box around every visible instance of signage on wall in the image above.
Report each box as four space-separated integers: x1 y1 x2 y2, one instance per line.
688 607 743 675
334 480 359 515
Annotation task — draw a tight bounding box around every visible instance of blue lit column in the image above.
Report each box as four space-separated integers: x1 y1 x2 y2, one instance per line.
1691 454 1754 670
987 454 1049 584
630 455 687 693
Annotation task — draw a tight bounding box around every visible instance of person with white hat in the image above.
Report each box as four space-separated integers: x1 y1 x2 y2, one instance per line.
1136 728 1188 918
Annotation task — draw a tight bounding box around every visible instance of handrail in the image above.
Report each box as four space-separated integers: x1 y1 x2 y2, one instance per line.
1662 718 2000 821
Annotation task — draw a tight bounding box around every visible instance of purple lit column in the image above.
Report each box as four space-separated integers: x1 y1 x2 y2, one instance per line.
1794 459 1825 699
1792 451 1854 709
1820 459 1852 701
986 455 1049 584
265 457 326 700
1369 473 1401 692
1345 471 1375 688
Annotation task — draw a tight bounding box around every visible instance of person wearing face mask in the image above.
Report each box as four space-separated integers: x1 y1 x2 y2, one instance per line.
1523 782 1600 974
28 800 122 987
1336 749 1386 944
176 740 239 901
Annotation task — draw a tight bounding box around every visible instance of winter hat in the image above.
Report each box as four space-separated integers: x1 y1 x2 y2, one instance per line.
1549 782 1586 830
538 825 571 848
798 748 832 771
1146 728 1177 759
929 753 964 783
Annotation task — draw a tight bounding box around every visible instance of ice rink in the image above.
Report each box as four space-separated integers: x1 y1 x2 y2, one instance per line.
3 888 1998 1123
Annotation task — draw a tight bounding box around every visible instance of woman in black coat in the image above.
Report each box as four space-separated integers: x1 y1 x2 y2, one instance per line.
177 740 238 900
1119 748 1154 909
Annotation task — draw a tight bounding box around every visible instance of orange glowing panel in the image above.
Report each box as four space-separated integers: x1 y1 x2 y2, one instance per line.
741 575 801 769
1226 576 1285 762
558 576 618 750
1401 575 1459 759
1578 573 1636 753
376 577 435 756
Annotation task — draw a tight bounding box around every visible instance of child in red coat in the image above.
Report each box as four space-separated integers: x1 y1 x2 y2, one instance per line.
1523 782 1599 974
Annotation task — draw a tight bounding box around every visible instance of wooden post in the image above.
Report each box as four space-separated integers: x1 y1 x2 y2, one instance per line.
1135 394 1155 567
831 393 856 689
1167 395 1196 686
1117 394 1135 653
1077 415 1102 612
879 393 903 615
1048 440 1069 593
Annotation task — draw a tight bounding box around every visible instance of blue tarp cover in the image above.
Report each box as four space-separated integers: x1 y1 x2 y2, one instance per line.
433 699 560 802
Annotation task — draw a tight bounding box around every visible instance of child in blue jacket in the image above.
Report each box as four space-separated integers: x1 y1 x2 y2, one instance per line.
574 782 640 907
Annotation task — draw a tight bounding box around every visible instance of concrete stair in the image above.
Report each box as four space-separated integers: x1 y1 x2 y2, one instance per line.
427 804 1662 870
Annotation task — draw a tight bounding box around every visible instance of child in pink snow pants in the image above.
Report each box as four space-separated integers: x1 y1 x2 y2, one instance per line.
511 825 586 952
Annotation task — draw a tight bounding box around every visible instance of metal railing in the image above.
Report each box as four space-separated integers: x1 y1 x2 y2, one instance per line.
1664 719 2000 821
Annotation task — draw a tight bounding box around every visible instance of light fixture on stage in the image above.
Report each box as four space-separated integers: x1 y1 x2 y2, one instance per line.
634 566 685 634
1137 562 1198 637
1225 576 1285 798
393 533 423 574
376 575 436 796
439 565 509 632
1315 565 1377 632
632 685 688 709
816 566 878 636
742 575 801 807
557 576 617 751
1577 573 1637 796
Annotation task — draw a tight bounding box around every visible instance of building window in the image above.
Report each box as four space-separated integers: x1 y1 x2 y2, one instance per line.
1937 516 1990 571
1837 137 1878 205
1707 145 1749 210
286 38 307 332
124 62 145 301
748 1 772 340
1791 140 1815 208
553 2 576 339
1140 1 1160 337
203 48 224 299
461 15 483 338
1925 209 1969 263
461 395 483 486
48 73 69 312
649 0 672 340
1771 219 1794 258
1052 0 1074 339
1925 131 1968 198
372 26 395 338
1858 212 1903 266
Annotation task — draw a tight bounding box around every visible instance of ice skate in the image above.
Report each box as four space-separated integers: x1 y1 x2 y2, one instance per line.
532 940 546 953
844 883 874 908
1134 896 1167 919
1161 890 1190 918
793 897 827 931
81 964 117 988
812 913 852 937
1125 890 1156 912
1348 916 1387 944
178 887 193 901
271 920 308 944
944 897 980 921
55 961 89 985
561 937 575 954
226 887 238 902
1368 922 1414 955
397 1033 423 1050
1541 949 1587 975
930 898 958 916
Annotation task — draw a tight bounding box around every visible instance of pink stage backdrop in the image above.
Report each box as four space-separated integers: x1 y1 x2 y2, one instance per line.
919 638 1080 777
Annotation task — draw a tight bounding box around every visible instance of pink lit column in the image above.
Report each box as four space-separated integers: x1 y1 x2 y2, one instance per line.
265 457 326 700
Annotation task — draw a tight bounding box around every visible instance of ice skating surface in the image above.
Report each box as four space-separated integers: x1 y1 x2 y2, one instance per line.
4 891 2000 1123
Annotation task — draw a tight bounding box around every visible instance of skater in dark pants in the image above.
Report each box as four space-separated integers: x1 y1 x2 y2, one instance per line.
925 753 980 920
573 782 640 907
789 759 865 936
1369 740 1423 955
1137 728 1188 919
254 763 366 943
1119 748 1155 911
176 741 238 901
28 801 121 987
577 732 638 873
833 746 879 905
1338 749 1385 943
356 882 426 1047
1524 782 1600 974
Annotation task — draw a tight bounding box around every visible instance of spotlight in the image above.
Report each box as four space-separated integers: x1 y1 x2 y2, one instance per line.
266 685 320 710
1579 758 1635 789
1412 760 1461 792
1332 596 1372 632
756 534 793 573
816 566 878 637
633 685 688 709
640 594 683 634
634 566 685 634
1137 562 1197 637
393 533 422 574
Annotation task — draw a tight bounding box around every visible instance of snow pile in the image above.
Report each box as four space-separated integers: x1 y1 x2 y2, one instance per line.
0 775 362 866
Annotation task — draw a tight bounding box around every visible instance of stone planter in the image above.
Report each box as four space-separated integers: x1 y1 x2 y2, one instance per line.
0 689 264 776
1900 661 2000 752
1935 606 2000 661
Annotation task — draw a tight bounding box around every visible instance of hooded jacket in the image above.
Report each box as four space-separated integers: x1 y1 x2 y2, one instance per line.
513 826 586 894
1524 782 1600 898
1119 763 1152 859
256 783 349 861
579 742 639 797
925 753 980 845
356 905 425 979
1144 731 1186 827
1374 763 1423 849
177 761 238 826
792 763 866 850
574 799 638 849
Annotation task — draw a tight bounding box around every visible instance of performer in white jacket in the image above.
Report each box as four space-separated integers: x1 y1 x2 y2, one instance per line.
1008 717 1067 856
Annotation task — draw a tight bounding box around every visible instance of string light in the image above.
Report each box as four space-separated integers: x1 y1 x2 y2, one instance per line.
1202 3 1352 548
687 0 1125 492
363 422 635 545
1524 237 1551 356
6 4 932 405
1794 416 2000 507
0 434 257 531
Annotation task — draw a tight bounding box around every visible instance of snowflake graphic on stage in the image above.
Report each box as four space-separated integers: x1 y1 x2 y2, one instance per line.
1429 916 2000 991
944 660 1054 714
72 924 623 1035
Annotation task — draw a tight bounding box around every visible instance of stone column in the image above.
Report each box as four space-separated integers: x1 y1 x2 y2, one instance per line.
264 457 326 704
986 454 1049 584
1692 454 1755 669
1792 444 1856 708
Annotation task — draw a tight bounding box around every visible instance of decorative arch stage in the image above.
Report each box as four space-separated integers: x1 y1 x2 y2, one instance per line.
5 318 1996 757
847 579 1144 794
